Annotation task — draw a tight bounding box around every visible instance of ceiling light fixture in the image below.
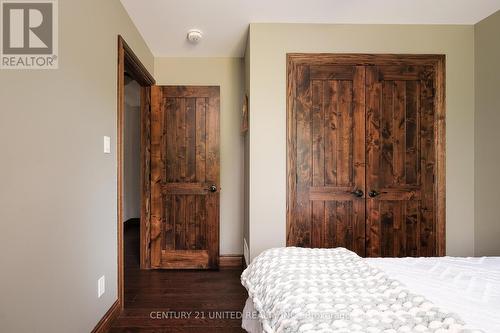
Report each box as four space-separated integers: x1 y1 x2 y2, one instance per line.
187 29 203 43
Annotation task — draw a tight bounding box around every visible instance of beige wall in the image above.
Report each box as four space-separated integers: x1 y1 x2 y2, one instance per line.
123 80 141 222
247 23 475 260
0 0 153 332
0 6 495 332
154 57 245 255
474 10 500 256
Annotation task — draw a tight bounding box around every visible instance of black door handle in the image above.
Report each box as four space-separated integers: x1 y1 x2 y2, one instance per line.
368 190 380 198
209 184 217 193
351 189 364 197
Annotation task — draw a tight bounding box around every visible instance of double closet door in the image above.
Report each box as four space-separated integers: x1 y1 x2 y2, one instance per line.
286 54 445 258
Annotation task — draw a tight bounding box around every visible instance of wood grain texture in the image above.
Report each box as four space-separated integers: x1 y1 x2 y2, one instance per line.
288 53 446 67
419 72 436 257
287 54 445 258
293 64 312 247
206 87 221 268
352 66 367 255
286 57 297 247
162 182 212 195
117 35 155 311
435 56 446 256
365 65 439 257
311 80 325 247
161 250 209 269
366 66 382 257
140 86 151 270
150 86 220 269
219 255 244 269
150 85 163 267
287 61 366 255
310 65 354 80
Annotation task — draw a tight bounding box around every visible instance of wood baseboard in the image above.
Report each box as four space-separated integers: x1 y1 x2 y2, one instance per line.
219 255 244 269
91 300 121 333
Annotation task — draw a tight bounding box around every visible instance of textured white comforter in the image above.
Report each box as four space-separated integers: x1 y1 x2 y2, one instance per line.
366 256 500 332
241 247 484 333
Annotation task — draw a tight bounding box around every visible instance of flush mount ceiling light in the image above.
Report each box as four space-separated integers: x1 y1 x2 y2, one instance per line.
186 29 203 43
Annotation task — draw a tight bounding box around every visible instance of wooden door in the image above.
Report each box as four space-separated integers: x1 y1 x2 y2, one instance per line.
150 86 220 269
287 63 366 255
365 65 438 257
287 54 445 258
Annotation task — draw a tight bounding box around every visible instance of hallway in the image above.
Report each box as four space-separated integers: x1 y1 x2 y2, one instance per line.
109 221 247 332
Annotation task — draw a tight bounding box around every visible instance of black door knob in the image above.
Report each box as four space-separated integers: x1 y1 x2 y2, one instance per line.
209 184 217 193
352 189 364 197
368 190 380 198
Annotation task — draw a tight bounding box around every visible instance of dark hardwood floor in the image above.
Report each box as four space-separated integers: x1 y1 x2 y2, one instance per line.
109 221 247 333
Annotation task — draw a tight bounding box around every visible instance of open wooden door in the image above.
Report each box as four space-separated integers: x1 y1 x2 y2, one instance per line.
150 86 220 269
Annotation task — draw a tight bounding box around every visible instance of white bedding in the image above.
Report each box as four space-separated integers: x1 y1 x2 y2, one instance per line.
366 256 500 333
241 248 500 333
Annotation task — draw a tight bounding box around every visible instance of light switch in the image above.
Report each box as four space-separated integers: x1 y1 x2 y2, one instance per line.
98 275 105 298
103 136 111 154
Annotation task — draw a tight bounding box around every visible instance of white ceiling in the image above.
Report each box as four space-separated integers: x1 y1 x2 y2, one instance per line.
120 0 500 57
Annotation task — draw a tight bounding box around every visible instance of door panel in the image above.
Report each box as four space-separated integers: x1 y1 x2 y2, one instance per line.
140 86 152 269
287 55 444 258
366 66 436 257
150 86 220 269
288 64 366 255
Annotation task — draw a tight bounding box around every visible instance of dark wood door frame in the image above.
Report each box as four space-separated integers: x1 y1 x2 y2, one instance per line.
117 35 155 310
92 35 155 333
286 53 446 256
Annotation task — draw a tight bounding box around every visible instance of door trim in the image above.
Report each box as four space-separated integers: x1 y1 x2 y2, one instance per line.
90 300 120 333
117 35 155 311
286 53 446 256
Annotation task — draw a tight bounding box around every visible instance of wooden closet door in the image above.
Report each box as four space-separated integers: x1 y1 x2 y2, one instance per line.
287 64 366 255
150 86 220 269
366 65 437 257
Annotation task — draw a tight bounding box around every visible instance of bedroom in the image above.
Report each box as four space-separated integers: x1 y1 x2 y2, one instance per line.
0 0 499 332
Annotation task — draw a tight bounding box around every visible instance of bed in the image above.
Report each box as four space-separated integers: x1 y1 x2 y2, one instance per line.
241 247 500 333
